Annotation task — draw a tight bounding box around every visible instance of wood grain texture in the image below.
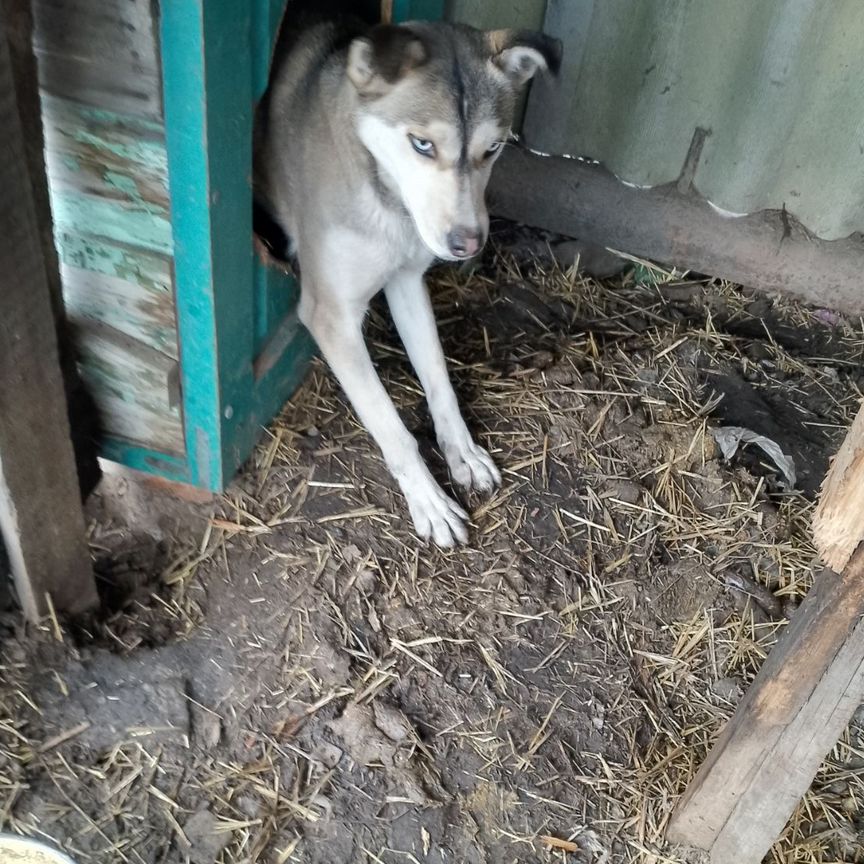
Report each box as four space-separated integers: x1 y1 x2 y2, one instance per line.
61 262 177 359
667 546 864 863
32 0 162 119
32 0 183 457
813 402 864 571
41 94 170 210
1 0 100 495
160 0 315 490
489 147 864 316
71 318 183 454
0 8 97 620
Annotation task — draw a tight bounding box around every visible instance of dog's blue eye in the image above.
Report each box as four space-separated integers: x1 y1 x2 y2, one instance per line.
485 141 503 157
409 135 436 157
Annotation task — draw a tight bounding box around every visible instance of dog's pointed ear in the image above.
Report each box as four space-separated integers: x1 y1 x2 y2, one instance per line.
487 29 562 86
348 25 427 95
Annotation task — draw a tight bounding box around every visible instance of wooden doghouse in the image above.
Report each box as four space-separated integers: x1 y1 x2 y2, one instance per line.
32 0 441 494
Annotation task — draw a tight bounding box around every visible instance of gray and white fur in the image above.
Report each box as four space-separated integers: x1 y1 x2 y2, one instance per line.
255 17 561 546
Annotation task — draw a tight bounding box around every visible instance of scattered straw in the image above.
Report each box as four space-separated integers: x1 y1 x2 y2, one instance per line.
2 237 862 863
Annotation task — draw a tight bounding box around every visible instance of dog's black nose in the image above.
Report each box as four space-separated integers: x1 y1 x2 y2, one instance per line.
446 227 482 258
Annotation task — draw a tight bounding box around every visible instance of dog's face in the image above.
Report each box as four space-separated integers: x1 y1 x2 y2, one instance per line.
348 23 561 261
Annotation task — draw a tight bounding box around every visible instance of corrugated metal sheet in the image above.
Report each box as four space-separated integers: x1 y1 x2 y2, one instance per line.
451 0 864 241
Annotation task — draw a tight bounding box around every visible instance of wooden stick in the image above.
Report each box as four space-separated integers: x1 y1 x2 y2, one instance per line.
813 401 864 571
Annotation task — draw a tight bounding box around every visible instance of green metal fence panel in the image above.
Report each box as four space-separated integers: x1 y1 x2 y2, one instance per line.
518 0 864 241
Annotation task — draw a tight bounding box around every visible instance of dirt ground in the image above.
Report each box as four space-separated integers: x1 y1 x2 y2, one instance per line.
2 225 864 864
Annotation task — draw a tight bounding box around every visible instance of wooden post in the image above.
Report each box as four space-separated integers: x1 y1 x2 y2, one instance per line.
667 400 864 864
2 0 101 496
0 7 97 620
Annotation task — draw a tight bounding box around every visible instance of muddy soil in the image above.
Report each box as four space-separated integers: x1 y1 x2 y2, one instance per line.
2 230 862 864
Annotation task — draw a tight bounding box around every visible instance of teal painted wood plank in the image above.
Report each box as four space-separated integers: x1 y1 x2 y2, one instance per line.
56 232 169 289
161 0 314 492
161 0 230 490
46 143 169 212
43 97 173 259
251 1 300 354
71 317 184 453
393 0 445 21
252 0 289 100
41 96 167 170
254 254 298 353
100 437 191 484
60 261 177 358
34 0 189 472
44 97 174 257
50 192 173 255
56 235 176 361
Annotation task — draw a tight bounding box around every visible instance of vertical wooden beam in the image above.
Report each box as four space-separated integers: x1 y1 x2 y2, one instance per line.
0 7 97 620
160 0 314 493
667 400 864 864
2 0 101 496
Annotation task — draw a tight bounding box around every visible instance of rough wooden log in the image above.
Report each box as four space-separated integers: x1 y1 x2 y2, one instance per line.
0 7 97 620
488 146 864 316
812 401 864 572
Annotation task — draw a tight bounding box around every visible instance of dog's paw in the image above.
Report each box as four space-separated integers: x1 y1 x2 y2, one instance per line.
442 439 501 495
402 476 469 548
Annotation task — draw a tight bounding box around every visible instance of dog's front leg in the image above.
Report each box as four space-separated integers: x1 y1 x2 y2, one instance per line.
300 294 470 547
385 269 501 495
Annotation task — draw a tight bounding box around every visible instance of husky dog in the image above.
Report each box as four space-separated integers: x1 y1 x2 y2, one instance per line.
255 17 561 546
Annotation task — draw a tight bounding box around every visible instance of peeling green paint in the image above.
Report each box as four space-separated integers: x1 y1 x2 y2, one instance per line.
56 233 169 291
49 99 165 136
51 192 173 255
70 128 168 171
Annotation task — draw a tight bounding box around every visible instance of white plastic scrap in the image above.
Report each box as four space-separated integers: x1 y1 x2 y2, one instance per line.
712 426 797 490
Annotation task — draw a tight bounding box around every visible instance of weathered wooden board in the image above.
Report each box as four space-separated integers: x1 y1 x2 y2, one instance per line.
71 318 183 454
60 262 177 358
1 0 100 495
0 6 97 619
31 0 161 119
41 94 169 210
50 188 172 256
813 401 864 572
33 0 184 457
669 408 864 864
